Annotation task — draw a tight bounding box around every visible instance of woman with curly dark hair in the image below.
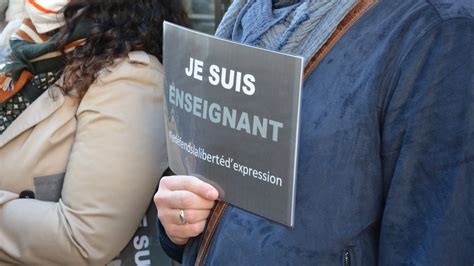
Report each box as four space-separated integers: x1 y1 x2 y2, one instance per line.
0 0 188 264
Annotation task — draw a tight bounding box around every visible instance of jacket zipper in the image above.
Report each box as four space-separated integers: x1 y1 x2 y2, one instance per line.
195 202 228 266
343 249 351 266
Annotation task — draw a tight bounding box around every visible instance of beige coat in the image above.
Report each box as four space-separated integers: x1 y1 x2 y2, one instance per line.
0 51 168 265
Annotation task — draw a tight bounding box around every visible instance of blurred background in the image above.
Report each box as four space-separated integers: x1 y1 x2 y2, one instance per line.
184 0 232 34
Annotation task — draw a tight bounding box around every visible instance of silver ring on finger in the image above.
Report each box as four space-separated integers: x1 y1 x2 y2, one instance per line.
178 209 187 225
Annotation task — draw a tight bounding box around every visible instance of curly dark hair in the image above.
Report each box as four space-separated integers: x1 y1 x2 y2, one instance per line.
59 0 189 97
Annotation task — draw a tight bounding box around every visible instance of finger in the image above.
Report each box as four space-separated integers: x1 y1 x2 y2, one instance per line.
158 208 211 225
160 175 218 200
165 220 207 240
162 190 216 210
154 188 215 210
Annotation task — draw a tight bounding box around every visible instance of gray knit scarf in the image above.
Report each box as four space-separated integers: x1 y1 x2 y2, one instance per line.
215 0 356 66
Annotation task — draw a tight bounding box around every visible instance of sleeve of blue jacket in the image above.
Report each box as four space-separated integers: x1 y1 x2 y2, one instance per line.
158 220 186 263
379 17 474 265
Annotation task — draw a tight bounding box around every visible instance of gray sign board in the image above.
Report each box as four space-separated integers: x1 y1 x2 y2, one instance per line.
163 22 303 227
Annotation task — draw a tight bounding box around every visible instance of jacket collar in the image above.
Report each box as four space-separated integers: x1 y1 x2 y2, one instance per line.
0 86 64 148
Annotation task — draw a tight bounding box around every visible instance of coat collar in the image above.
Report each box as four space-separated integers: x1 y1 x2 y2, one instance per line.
0 86 64 148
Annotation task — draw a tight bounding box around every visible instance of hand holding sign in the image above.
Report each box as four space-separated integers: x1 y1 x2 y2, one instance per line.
154 175 219 245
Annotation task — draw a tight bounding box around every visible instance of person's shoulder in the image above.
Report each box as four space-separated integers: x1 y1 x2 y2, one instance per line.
78 51 164 110
124 51 163 72
399 0 474 37
425 0 474 21
375 0 473 50
107 51 163 76
95 51 163 87
404 0 474 44
374 0 473 27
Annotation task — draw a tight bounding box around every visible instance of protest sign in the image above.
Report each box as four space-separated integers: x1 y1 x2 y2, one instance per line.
163 22 303 226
